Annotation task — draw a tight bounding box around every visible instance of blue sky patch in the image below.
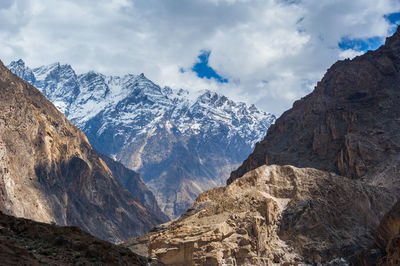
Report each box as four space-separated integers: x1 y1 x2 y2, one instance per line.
192 50 228 83
338 36 384 52
385 12 400 25
338 12 400 53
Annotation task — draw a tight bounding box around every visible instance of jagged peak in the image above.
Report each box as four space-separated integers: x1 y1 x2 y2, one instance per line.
384 25 400 51
79 70 105 79
177 88 189 96
9 59 26 67
161 86 173 95
196 89 252 111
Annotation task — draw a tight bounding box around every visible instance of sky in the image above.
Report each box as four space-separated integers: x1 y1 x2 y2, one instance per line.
1 0 400 115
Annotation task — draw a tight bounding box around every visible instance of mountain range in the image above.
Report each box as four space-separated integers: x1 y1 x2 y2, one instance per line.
8 60 276 218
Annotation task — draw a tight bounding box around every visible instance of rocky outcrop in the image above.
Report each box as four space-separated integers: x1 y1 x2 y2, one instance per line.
374 200 400 265
0 211 147 265
351 199 400 265
123 165 395 265
229 27 400 190
0 60 166 242
8 60 275 218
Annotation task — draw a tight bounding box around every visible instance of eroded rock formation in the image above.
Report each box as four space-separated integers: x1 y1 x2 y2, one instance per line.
351 199 400 265
124 165 395 265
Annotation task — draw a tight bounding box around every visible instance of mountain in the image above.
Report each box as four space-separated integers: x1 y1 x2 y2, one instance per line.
0 211 147 265
8 59 275 218
228 27 400 188
0 60 166 242
123 27 400 264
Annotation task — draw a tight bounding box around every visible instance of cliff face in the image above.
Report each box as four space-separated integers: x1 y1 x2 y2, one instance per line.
0 60 166 242
124 165 394 265
351 199 400 265
229 27 400 189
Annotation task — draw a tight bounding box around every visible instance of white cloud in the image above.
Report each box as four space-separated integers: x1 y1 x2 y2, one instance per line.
339 49 364 60
1 0 399 115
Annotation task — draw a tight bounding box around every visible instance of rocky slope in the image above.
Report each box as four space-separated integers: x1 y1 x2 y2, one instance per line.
0 211 147 266
0 60 166 242
8 60 275 218
123 165 394 265
228 27 400 190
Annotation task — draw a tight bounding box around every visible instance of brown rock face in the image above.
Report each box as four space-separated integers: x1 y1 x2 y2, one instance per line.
124 165 394 265
228 27 400 189
375 200 400 265
351 200 400 265
0 211 146 266
0 60 166 241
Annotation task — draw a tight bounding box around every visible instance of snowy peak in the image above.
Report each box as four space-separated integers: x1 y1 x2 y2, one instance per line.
8 60 275 147
8 59 35 84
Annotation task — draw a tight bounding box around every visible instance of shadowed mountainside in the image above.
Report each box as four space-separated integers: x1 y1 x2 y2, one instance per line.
229 27 400 192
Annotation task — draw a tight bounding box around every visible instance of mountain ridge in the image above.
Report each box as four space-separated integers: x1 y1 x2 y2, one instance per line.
228 26 400 188
9 59 276 218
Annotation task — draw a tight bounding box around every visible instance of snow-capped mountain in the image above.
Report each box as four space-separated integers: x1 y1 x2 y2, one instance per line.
9 59 276 218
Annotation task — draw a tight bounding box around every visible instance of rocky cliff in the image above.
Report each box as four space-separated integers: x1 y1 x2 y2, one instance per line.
351 199 400 265
228 27 400 190
8 60 275 218
123 165 394 265
374 200 400 265
0 60 166 242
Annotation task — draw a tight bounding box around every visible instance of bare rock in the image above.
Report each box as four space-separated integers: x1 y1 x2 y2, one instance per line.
124 165 394 265
351 200 400 265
